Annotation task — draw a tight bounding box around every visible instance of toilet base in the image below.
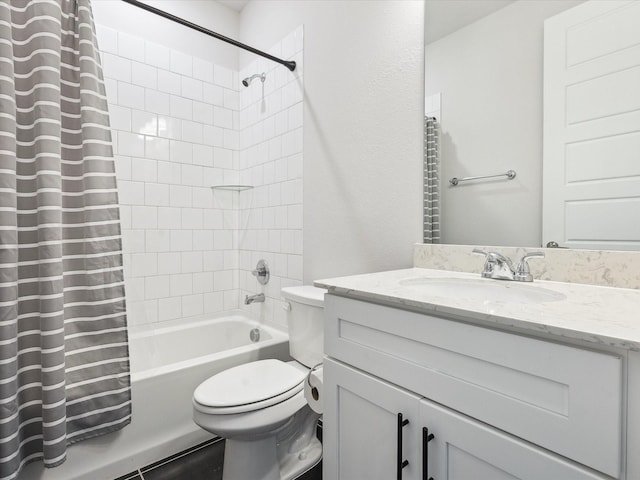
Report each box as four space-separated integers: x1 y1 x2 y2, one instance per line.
220 406 322 480
222 436 322 480
223 436 281 480
277 406 322 480
279 438 322 480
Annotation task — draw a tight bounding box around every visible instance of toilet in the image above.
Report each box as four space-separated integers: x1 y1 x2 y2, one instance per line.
192 286 326 480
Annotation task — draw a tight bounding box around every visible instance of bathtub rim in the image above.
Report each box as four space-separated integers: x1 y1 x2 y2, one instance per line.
128 311 289 382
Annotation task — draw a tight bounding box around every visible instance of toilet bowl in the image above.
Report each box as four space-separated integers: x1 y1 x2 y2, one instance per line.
192 286 326 480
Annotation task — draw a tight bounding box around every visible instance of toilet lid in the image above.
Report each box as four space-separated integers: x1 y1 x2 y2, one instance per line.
194 359 307 410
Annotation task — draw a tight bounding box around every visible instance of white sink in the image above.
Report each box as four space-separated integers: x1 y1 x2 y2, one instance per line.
399 277 566 303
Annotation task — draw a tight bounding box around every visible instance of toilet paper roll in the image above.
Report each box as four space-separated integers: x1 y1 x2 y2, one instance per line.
304 364 323 414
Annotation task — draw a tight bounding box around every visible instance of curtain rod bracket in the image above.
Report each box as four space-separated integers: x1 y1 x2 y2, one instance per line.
121 0 296 72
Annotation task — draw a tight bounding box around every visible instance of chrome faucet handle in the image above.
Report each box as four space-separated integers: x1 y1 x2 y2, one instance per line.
514 252 545 282
472 249 493 276
472 248 512 265
472 249 515 279
251 259 270 285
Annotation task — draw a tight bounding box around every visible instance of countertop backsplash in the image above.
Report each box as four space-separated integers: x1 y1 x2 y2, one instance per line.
414 244 640 290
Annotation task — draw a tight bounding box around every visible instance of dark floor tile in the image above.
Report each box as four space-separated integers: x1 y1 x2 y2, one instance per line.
113 472 141 480
140 437 220 473
142 440 225 480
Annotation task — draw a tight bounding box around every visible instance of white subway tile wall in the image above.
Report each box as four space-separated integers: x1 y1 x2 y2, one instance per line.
238 27 304 328
96 23 303 328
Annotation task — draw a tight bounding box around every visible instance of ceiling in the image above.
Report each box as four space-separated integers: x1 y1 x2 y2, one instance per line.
215 0 515 43
217 0 249 12
425 0 515 44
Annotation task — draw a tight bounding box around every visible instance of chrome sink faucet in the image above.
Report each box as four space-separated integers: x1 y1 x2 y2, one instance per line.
472 249 544 282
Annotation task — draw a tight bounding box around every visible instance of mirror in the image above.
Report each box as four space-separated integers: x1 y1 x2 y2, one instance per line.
423 0 636 249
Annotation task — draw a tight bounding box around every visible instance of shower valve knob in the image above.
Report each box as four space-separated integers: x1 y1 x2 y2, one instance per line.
251 259 270 285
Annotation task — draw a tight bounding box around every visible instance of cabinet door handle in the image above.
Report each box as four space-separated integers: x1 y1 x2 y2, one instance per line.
397 413 410 479
423 427 435 480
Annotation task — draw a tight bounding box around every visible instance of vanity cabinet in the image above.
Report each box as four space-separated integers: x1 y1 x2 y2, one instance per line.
323 294 625 479
325 358 609 480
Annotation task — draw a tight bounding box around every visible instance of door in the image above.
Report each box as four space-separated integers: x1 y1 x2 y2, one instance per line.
323 358 420 480
420 399 609 480
543 0 640 250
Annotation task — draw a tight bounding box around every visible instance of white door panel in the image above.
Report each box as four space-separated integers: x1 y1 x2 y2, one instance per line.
543 0 640 250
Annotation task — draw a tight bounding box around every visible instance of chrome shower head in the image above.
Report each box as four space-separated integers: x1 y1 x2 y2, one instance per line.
242 72 266 87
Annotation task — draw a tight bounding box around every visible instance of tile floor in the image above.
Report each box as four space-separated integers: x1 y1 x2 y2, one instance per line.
114 424 322 480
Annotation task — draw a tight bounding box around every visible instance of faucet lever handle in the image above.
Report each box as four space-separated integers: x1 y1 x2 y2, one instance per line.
472 248 511 265
472 249 514 279
520 251 545 261
472 249 494 276
515 252 545 282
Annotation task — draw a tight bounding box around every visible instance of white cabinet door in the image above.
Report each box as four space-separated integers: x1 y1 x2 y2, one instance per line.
420 399 609 480
323 358 421 480
543 0 640 250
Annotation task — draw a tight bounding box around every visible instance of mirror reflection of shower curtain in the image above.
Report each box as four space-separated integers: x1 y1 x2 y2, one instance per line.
424 117 440 243
0 1 131 478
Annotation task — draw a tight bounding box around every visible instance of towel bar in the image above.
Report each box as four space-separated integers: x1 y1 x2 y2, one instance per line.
449 169 516 186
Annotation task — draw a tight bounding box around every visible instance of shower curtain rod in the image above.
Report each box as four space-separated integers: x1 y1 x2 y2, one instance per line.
121 0 297 72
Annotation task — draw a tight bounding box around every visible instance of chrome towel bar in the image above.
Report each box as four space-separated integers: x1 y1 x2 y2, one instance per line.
449 169 516 186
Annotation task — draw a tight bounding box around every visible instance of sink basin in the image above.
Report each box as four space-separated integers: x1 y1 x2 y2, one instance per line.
399 277 566 303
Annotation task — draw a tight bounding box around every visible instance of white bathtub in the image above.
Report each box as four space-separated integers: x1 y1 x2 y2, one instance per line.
19 314 290 480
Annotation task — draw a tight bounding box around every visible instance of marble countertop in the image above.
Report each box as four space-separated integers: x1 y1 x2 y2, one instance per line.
315 268 640 351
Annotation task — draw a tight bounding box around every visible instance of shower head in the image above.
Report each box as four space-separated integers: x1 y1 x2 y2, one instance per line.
242 72 266 87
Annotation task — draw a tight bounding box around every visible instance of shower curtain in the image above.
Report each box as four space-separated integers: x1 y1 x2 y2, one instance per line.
424 117 440 243
0 1 130 478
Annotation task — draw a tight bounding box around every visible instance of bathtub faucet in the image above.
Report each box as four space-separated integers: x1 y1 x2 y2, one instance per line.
244 293 265 305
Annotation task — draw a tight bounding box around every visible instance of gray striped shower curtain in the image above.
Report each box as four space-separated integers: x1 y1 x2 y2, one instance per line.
424 117 440 243
0 1 131 478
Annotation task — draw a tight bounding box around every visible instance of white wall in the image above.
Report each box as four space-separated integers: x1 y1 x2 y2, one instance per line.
92 0 240 69
425 0 582 247
239 1 425 283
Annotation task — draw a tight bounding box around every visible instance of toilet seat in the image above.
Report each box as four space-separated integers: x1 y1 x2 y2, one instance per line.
193 359 307 415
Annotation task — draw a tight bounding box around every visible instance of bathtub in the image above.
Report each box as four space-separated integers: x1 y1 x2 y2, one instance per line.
19 314 290 480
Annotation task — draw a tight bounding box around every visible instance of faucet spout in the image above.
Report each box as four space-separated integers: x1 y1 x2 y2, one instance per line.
472 249 545 282
244 293 265 305
472 249 515 281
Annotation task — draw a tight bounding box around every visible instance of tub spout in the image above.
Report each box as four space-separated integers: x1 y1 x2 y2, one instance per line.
244 293 265 305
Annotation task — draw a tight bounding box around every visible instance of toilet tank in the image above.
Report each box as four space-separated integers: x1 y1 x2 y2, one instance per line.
281 286 326 368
